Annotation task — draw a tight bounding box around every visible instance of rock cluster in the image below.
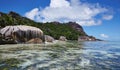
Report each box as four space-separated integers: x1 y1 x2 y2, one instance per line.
0 25 69 44
78 36 101 41
0 24 101 44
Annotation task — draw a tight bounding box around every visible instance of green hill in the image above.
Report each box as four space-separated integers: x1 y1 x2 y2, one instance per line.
0 11 95 40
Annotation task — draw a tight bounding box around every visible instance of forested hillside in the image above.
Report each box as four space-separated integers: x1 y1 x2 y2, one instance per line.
0 11 91 40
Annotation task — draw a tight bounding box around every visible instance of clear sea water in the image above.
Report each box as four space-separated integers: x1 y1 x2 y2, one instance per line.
22 41 120 70
1 41 120 70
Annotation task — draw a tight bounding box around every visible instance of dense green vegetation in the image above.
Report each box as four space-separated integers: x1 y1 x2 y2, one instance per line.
39 23 83 40
0 11 86 40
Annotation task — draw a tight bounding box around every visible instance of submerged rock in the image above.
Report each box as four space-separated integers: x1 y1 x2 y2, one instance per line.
59 36 67 41
78 36 101 41
45 35 54 42
0 25 44 44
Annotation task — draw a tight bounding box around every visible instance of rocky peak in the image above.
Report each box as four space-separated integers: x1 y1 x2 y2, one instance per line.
67 22 87 35
0 13 1 17
8 11 21 18
51 21 61 25
0 12 6 16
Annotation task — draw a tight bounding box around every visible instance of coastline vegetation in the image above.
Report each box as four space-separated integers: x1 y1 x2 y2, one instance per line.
0 12 85 40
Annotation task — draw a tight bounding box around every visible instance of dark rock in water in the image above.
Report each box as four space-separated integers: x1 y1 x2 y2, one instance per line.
45 35 54 42
26 38 43 44
59 36 67 41
78 36 101 41
0 25 44 44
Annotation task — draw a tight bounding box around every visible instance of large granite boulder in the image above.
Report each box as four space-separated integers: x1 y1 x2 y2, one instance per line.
59 36 67 41
45 35 54 42
0 25 44 44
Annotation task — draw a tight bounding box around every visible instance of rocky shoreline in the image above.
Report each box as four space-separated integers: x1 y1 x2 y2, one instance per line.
0 25 101 44
0 12 102 44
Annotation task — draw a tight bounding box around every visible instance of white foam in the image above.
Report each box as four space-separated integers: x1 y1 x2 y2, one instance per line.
83 49 108 55
79 58 90 67
20 60 33 68
36 60 58 68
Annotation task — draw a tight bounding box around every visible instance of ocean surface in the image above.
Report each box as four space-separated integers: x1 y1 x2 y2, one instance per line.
0 41 120 70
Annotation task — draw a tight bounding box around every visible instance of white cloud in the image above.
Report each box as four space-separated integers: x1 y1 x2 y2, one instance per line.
25 0 111 26
75 19 102 26
50 0 70 8
102 15 113 20
25 8 39 20
100 34 109 38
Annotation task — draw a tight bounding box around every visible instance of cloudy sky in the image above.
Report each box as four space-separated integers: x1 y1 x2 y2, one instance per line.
0 0 120 41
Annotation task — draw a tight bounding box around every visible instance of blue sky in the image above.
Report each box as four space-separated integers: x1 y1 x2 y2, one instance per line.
0 0 120 41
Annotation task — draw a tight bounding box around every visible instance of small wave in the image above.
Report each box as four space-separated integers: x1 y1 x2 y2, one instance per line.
79 58 90 67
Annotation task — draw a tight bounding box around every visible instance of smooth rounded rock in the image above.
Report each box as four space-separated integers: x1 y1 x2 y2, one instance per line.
0 25 44 43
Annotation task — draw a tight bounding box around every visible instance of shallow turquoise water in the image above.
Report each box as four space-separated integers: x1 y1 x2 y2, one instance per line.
1 41 120 70
78 41 120 70
20 41 120 70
